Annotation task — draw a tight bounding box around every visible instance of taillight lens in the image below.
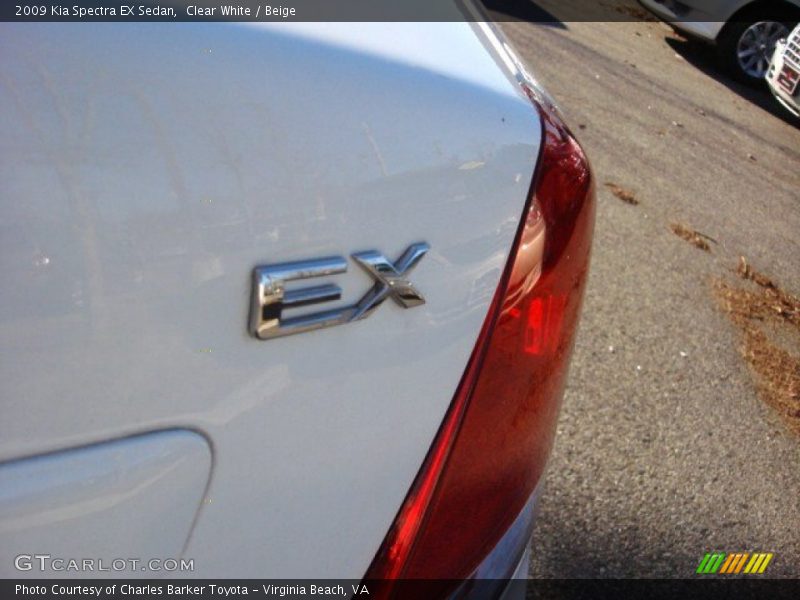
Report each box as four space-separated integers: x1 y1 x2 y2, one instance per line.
363 97 595 591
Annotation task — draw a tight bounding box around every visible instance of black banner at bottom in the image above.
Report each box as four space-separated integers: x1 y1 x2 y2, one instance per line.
4 579 800 600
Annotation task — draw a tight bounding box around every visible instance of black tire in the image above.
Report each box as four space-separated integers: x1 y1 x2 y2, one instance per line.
716 19 794 85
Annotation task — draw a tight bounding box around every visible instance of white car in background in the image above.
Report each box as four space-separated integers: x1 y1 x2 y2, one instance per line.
767 23 800 116
0 9 595 595
640 0 800 83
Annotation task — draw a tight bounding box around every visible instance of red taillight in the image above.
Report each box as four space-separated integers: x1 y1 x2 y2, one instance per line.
364 99 595 590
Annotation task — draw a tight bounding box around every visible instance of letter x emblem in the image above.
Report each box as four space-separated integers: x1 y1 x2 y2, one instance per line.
351 242 430 320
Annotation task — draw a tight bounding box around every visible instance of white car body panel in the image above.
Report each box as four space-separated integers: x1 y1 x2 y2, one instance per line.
669 20 726 40
0 21 542 577
0 430 210 578
639 0 800 41
638 0 736 40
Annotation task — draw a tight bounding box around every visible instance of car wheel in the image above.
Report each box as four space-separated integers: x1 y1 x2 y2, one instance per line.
717 20 791 84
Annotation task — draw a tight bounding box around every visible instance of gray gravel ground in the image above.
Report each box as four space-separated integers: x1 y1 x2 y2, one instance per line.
498 18 800 579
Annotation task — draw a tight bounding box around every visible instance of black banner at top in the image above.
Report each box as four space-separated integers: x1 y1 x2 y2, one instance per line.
2 0 795 23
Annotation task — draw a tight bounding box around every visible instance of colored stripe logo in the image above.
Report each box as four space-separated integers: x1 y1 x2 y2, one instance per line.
696 552 773 574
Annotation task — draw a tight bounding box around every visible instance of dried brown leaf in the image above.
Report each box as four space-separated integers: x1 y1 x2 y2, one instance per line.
713 263 800 434
604 182 639 205
605 2 657 20
737 255 776 289
670 223 711 252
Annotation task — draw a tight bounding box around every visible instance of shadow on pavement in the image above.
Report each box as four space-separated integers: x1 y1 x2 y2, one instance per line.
482 0 567 28
665 36 800 128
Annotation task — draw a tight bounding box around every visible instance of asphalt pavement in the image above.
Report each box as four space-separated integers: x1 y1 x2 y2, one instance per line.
498 18 800 579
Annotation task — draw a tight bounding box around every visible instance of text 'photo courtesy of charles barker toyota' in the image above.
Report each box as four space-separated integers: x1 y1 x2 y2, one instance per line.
0 1 798 599
15 584 373 597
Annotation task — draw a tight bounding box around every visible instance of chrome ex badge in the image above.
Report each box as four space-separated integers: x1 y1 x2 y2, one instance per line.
250 243 429 340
